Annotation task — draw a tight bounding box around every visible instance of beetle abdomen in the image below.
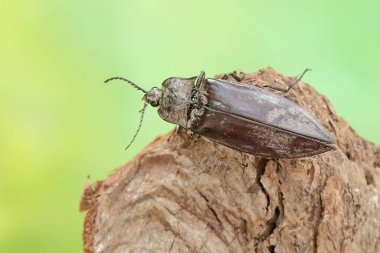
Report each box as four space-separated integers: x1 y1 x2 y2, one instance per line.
190 78 334 158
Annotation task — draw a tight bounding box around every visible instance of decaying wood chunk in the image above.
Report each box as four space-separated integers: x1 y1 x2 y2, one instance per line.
80 68 380 253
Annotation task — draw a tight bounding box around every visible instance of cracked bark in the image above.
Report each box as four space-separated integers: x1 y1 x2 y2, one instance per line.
80 68 380 253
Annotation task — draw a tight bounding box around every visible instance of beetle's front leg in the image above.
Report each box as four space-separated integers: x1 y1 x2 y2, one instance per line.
173 124 201 143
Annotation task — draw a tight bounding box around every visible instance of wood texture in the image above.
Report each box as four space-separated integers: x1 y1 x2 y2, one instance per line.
80 68 380 253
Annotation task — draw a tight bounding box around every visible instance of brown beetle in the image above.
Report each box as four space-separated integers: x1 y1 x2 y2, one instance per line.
105 71 334 158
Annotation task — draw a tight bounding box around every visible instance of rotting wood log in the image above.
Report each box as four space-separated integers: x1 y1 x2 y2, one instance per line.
80 68 380 253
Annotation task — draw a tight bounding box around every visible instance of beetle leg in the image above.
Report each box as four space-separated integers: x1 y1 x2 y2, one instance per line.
178 127 199 141
195 71 206 88
221 74 229 80
272 158 281 173
191 132 201 142
175 125 183 134
230 72 243 82
232 69 245 81
285 68 312 93
220 71 244 82
166 126 181 141
260 68 312 94
260 84 288 93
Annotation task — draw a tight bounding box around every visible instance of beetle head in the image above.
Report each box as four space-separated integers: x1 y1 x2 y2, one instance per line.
145 87 162 107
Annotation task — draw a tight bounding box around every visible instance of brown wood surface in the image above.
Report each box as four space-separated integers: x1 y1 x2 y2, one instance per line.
80 68 380 253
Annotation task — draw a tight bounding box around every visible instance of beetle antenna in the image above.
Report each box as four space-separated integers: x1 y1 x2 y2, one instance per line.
125 101 148 151
104 77 148 94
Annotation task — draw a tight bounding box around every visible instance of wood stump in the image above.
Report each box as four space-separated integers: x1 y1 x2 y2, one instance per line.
80 68 380 253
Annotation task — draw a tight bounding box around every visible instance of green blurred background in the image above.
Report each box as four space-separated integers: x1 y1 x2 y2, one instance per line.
1 0 379 252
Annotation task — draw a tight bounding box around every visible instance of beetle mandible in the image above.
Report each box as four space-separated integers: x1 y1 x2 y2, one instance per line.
105 71 334 158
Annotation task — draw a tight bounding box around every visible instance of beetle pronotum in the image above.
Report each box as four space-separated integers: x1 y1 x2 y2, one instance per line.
105 71 334 158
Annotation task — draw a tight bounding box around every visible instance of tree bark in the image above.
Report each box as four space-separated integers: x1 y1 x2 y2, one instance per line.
80 68 380 253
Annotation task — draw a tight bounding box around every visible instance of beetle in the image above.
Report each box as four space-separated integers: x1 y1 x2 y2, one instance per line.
105 71 334 158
